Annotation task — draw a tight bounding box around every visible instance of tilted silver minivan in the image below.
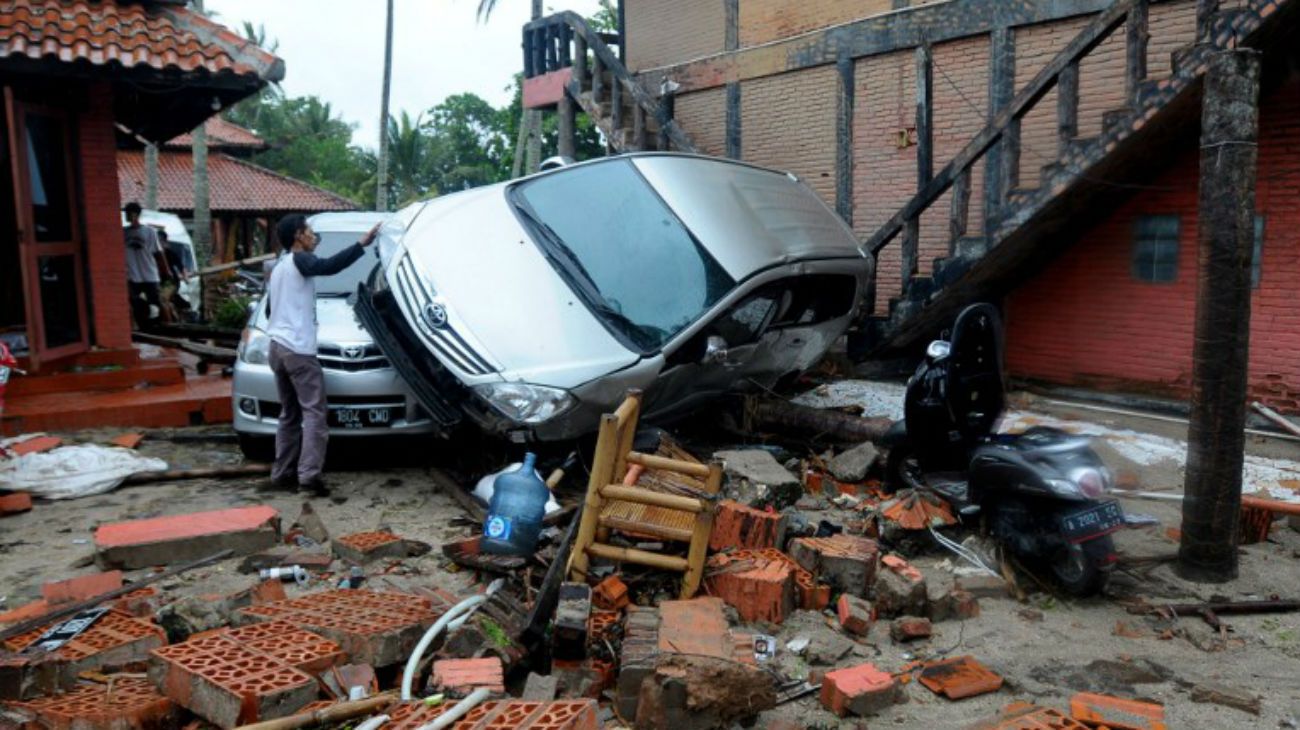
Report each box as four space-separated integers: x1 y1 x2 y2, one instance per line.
232 211 438 459
357 153 872 442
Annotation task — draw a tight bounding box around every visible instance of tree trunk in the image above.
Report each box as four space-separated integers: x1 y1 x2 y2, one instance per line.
1178 48 1261 583
144 142 159 209
376 0 395 211
192 122 211 260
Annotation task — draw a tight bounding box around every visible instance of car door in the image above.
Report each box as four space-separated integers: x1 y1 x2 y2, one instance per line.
641 283 786 421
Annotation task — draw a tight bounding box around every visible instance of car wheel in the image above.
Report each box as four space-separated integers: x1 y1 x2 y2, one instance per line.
238 433 274 463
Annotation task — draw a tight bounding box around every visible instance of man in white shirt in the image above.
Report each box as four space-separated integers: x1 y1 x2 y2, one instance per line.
123 203 173 328
265 214 378 494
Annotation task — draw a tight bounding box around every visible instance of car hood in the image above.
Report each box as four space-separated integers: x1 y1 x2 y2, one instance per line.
393 186 640 388
315 297 371 346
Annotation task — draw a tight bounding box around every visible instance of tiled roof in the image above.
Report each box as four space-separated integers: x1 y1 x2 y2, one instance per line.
166 117 267 150
0 0 284 81
118 149 358 214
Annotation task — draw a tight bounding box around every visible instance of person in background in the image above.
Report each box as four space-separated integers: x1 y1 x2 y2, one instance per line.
264 214 379 495
122 203 174 329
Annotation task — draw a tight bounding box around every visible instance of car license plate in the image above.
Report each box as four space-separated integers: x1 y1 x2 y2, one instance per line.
329 406 394 429
1060 500 1124 542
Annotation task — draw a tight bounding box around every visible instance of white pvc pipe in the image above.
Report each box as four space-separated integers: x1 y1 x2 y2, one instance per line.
354 714 389 730
418 688 492 730
400 579 504 702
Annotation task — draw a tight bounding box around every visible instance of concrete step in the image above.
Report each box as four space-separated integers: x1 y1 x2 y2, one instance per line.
8 359 186 398
1101 107 1133 136
2 374 232 435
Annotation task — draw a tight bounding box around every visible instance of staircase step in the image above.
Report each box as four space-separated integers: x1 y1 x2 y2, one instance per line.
1 374 232 435
1170 46 1200 78
903 275 936 303
1007 187 1037 207
954 236 990 259
8 359 186 398
1101 107 1133 136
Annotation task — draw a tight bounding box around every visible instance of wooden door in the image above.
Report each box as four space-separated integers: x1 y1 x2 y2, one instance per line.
4 88 89 370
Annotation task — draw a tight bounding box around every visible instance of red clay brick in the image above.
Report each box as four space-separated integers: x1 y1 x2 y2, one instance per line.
788 534 880 597
108 587 161 618
431 657 505 694
704 551 796 624
42 571 124 606
0 492 33 516
235 589 450 667
94 506 280 570
10 435 62 455
108 433 145 449
709 501 786 551
331 531 406 564
836 594 874 636
5 610 165 678
890 616 932 642
820 662 900 717
592 575 629 611
12 676 177 730
1069 692 1166 730
657 598 753 664
751 548 830 610
386 698 599 730
917 655 1004 700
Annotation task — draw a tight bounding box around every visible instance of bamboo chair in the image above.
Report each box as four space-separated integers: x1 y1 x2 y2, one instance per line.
566 390 722 599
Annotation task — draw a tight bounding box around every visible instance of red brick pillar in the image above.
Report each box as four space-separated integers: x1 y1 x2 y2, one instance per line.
79 82 131 350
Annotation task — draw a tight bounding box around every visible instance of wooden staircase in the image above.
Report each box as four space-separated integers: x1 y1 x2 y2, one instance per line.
523 12 698 154
854 0 1298 357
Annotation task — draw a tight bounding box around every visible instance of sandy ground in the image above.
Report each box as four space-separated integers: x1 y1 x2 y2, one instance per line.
2 399 1300 728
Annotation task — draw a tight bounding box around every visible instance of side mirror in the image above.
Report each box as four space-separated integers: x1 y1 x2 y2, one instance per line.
702 335 729 365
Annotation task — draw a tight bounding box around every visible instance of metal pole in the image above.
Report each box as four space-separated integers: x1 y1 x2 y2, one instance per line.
376 0 394 210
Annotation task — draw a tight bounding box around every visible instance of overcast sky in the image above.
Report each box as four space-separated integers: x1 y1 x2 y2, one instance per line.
207 0 601 150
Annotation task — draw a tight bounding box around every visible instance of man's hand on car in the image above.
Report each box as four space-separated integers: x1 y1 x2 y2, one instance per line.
360 223 382 248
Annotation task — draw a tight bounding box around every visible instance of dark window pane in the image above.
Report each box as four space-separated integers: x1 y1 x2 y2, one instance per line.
24 114 72 243
1132 215 1180 283
1251 216 1264 289
37 255 81 348
313 232 374 296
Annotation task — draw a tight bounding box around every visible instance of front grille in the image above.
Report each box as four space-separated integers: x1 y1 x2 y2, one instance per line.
318 344 390 372
393 256 497 376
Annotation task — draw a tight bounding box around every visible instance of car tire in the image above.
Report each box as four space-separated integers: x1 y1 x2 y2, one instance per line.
238 433 275 463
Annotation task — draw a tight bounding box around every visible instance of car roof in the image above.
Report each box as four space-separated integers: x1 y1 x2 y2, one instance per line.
309 211 393 233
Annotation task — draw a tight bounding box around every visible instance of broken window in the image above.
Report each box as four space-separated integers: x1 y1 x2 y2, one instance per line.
1132 215 1180 283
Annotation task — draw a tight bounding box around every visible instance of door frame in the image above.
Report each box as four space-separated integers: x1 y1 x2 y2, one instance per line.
4 87 90 370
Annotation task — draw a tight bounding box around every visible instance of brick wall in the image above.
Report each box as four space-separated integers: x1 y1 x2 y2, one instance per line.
1005 77 1300 414
78 82 131 350
625 0 725 72
676 88 727 157
740 66 839 205
739 0 895 47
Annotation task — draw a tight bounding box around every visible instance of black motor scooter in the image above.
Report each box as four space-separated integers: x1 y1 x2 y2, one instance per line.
882 303 1123 595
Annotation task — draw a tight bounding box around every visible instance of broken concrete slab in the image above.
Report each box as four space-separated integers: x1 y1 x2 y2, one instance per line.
828 441 879 482
635 654 776 730
523 671 559 701
820 662 900 717
94 506 280 570
714 449 801 508
873 555 927 617
889 616 932 642
836 594 873 636
290 502 329 545
1190 682 1261 715
554 582 592 661
616 606 660 722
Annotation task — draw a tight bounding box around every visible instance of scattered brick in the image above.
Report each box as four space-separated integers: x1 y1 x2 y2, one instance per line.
42 571 124 606
385 698 599 730
592 575 629 611
522 672 559 701
750 548 829 610
931 588 980 622
616 607 660 722
967 702 1091 730
4 610 166 679
657 598 754 664
820 662 900 717
708 500 786 551
554 582 591 661
1069 692 1168 730
330 531 406 564
0 492 33 517
788 534 880 597
954 574 1009 599
587 609 619 649
1190 682 1261 716
890 616 932 642
10 435 61 456
836 594 874 636
432 657 505 695
10 676 176 730
917 655 1004 700
636 654 776 728
0 650 72 701
108 588 162 619
873 554 928 617
0 599 51 625
323 663 377 700
108 433 145 449
704 551 796 624
236 589 451 667
552 657 613 699
94 506 280 570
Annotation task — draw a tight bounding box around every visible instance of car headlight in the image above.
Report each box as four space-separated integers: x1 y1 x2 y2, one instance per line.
472 383 575 425
238 328 271 365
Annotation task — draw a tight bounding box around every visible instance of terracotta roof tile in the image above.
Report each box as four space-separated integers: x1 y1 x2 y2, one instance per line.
166 116 267 150
118 149 358 214
0 0 283 81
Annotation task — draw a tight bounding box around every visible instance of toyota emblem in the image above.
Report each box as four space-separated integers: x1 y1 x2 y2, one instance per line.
422 302 448 330
342 345 365 360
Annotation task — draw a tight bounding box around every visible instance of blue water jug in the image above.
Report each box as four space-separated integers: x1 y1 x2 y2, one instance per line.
481 453 549 555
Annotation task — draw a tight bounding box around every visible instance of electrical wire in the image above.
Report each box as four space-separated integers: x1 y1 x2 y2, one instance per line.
927 525 998 576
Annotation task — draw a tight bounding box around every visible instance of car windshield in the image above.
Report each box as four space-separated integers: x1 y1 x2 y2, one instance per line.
314 231 373 296
511 160 734 351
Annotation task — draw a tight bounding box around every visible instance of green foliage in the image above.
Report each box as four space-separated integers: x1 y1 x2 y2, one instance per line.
214 294 254 330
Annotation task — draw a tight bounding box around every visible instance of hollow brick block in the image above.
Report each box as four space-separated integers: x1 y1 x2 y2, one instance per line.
820 662 900 717
94 506 280 570
704 551 796 624
331 531 407 564
431 656 505 694
788 534 880 597
709 501 786 551
10 676 177 730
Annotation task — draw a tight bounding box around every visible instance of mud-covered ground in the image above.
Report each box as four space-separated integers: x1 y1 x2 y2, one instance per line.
2 399 1299 728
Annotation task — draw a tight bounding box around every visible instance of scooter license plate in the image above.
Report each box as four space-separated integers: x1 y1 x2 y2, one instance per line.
1060 500 1124 543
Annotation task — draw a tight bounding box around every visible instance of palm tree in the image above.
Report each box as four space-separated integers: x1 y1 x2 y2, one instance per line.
385 111 434 206
376 0 395 211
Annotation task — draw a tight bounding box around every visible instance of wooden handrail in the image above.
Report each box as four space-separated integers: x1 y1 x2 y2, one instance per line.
863 0 1138 256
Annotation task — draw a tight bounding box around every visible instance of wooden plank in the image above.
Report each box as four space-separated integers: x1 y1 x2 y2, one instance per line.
573 33 588 86
916 43 934 187
1126 0 1150 106
566 414 618 583
984 26 1015 239
591 52 604 105
1057 60 1080 155
558 92 576 158
633 103 646 150
1002 116 1021 197
949 168 971 254
681 463 722 598
725 82 741 159
902 218 920 285
866 0 1134 255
